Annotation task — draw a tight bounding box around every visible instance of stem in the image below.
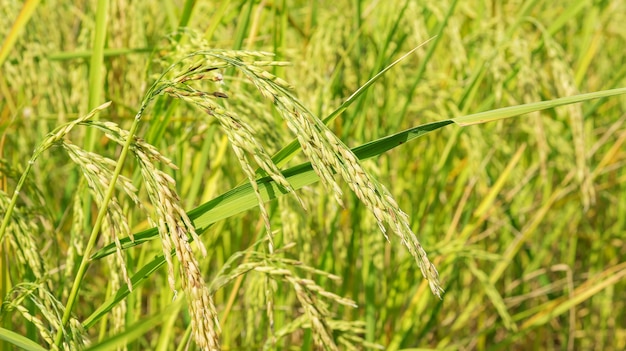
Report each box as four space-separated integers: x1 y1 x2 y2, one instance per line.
85 0 109 151
53 117 141 347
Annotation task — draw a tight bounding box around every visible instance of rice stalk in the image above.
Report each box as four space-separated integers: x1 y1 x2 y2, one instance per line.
1 283 87 350
61 141 137 291
545 39 595 209
159 62 304 253
0 190 48 285
87 117 220 349
0 102 112 247
208 50 443 297
71 94 222 349
149 46 442 297
208 246 370 350
134 145 220 350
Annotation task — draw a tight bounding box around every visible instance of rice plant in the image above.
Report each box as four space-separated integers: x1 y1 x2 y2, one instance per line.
1 1 625 350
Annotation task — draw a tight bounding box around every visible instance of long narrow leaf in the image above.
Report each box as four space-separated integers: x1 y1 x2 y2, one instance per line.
84 298 184 347
91 119 453 259
271 38 437 168
0 327 46 351
452 87 626 126
86 87 626 328
92 86 626 259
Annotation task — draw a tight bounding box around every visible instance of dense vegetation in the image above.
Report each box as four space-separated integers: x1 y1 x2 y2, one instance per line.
1 1 625 350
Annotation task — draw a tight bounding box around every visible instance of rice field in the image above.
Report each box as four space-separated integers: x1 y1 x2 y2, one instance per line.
1 1 626 350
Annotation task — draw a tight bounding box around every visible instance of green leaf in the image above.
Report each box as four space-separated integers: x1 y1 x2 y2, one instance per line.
452 87 626 126
0 327 46 351
271 38 437 168
83 120 452 327
83 298 184 349
90 119 453 260
86 87 626 328
92 86 626 260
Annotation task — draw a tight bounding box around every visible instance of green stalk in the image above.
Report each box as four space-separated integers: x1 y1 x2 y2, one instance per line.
83 2 109 346
225 0 253 78
53 115 141 348
86 0 109 129
173 0 198 42
0 0 41 67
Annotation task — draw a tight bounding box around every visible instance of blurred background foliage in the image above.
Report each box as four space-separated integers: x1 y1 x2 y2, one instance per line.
1 0 625 350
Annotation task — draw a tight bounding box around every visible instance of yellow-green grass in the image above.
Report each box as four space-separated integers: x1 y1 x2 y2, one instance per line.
1 0 625 350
